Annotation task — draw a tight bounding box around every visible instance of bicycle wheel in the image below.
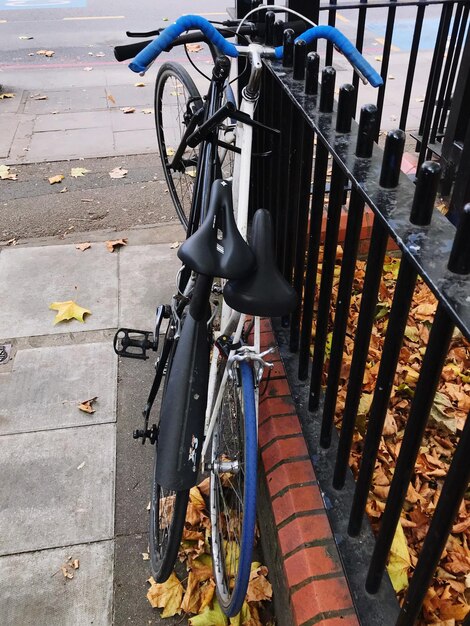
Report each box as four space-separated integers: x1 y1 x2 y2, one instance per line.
149 325 190 582
155 62 203 229
210 360 258 616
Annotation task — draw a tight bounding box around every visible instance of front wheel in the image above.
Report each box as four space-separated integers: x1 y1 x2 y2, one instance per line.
210 361 258 616
155 62 203 229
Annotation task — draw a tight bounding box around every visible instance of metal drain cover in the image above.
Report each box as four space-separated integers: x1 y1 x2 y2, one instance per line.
0 344 12 365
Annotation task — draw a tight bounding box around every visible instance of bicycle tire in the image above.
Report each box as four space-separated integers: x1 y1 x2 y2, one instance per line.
155 62 203 229
210 360 258 616
149 323 189 583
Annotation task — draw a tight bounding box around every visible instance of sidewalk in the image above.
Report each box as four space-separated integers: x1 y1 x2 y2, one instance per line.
0 64 360 626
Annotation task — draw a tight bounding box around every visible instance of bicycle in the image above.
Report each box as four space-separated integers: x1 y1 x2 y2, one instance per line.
113 7 382 617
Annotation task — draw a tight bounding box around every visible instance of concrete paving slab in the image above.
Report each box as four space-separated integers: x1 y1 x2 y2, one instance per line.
0 540 113 626
22 87 108 115
0 423 115 555
113 129 156 156
110 108 155 132
106 84 154 109
0 114 19 158
26 126 115 161
0 243 118 339
33 110 111 133
0 342 117 435
118 243 180 330
0 91 23 114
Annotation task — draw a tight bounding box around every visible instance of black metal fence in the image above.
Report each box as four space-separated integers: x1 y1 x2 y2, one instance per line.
242 8 470 626
237 0 470 220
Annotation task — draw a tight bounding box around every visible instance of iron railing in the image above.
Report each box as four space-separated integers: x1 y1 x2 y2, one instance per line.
241 10 470 625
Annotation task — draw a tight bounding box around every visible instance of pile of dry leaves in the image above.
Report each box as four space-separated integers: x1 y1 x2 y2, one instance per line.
317 249 470 624
146 480 274 625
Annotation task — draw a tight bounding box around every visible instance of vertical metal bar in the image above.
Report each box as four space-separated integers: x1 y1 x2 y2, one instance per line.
309 159 347 413
417 3 453 165
283 28 295 68
395 204 470 623
430 3 464 144
438 5 470 135
299 138 329 380
399 3 425 131
326 0 337 67
293 39 307 81
366 304 455 593
291 121 315 352
305 51 320 96
334 128 404 472
375 0 397 136
397 411 470 626
288 0 320 23
279 91 294 277
352 0 368 116
317 84 357 446
345 163 441 526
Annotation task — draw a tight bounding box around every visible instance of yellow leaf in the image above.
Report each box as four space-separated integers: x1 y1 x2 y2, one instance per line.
180 570 201 614
107 93 116 104
71 167 90 178
0 165 18 180
0 92 16 99
358 392 373 416
49 174 64 184
188 598 228 626
199 579 215 612
106 238 128 252
147 572 183 617
121 107 135 114
49 300 91 324
386 522 411 593
134 82 146 87
36 49 54 57
190 554 213 583
166 147 175 156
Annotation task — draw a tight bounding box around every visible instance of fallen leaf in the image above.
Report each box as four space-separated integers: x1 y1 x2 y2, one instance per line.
166 147 175 156
106 238 128 252
134 82 146 87
76 462 85 470
36 50 54 57
6 238 17 246
375 55 382 62
72 559 79 569
95 52 105 57
83 66 93 71
142 108 153 114
107 93 116 104
49 300 91 324
71 167 90 178
61 566 74 579
75 242 91 251
142 552 150 561
387 521 411 592
388 74 395 79
188 599 227 625
31 94 48 100
147 573 183 617
170 241 180 249
181 570 201 614
0 165 18 180
121 107 136 114
48 174 64 184
247 562 273 602
0 93 16 99
78 396 98 413
19 35 34 40
109 167 128 179
60 187 68 193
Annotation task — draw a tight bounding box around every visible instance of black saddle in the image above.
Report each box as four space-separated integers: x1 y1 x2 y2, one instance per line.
223 209 298 317
178 179 255 280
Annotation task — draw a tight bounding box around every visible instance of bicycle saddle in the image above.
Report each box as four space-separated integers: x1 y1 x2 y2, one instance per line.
178 179 255 279
224 209 298 317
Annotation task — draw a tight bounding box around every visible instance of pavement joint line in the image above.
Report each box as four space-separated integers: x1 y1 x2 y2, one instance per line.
0 537 114 560
0 420 116 439
63 15 125 20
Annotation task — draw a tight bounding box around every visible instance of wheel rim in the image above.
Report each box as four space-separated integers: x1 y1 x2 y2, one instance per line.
210 375 246 606
156 72 201 228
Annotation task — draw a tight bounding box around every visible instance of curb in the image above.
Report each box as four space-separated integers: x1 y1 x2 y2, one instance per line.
258 318 360 626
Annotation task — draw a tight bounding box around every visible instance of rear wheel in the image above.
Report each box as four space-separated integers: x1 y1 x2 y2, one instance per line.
155 62 203 229
210 360 257 616
149 322 190 582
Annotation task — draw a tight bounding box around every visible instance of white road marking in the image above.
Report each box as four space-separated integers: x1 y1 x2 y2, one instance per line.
63 15 124 20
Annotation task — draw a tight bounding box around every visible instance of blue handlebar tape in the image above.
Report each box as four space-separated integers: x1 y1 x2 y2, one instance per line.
275 25 383 88
129 14 238 73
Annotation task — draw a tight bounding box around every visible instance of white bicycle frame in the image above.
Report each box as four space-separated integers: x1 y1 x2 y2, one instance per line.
201 44 274 469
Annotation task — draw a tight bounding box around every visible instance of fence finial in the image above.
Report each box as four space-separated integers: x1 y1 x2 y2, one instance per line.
293 39 307 80
319 66 336 113
264 11 275 46
448 203 470 274
410 161 441 226
336 84 355 133
305 52 319 95
356 104 378 158
282 28 295 68
379 129 406 188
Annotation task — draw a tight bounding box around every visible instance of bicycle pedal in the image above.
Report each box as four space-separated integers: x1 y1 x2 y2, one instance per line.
113 328 155 360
